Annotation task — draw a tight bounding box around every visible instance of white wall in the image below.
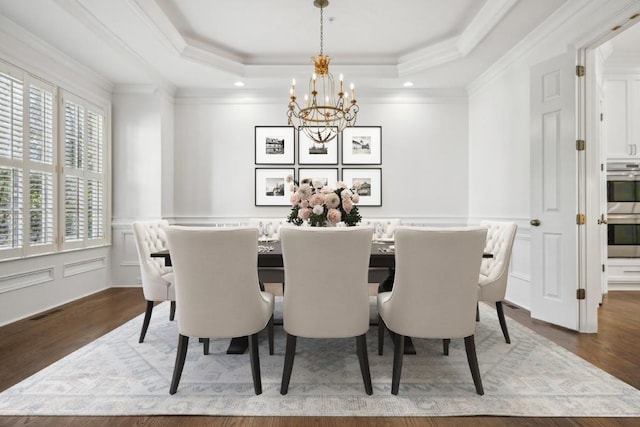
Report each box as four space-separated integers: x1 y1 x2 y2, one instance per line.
171 95 470 222
0 20 112 326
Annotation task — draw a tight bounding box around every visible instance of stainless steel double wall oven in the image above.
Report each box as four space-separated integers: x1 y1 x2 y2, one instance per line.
607 161 640 257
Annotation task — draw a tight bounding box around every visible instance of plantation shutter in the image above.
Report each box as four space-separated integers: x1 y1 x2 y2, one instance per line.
61 92 106 249
26 78 56 254
0 66 24 257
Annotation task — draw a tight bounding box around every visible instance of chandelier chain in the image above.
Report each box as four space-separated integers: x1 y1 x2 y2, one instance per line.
319 6 324 56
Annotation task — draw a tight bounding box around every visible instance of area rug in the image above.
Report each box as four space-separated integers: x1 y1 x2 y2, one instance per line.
1 300 640 417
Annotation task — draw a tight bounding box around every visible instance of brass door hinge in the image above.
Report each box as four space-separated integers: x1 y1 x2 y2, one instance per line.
576 213 585 225
576 65 585 77
577 288 586 300
576 139 585 151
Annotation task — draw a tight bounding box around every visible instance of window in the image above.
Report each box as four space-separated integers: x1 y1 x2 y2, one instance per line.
0 61 109 260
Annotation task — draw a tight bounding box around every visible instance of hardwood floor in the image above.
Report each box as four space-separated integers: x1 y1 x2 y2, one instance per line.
0 288 639 427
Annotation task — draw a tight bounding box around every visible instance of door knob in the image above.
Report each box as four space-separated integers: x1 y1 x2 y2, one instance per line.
530 219 541 227
597 214 607 225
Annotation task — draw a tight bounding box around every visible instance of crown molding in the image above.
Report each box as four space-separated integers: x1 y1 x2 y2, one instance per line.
125 0 519 79
457 0 518 56
173 87 467 105
0 14 113 97
128 0 187 54
466 0 640 96
54 0 171 88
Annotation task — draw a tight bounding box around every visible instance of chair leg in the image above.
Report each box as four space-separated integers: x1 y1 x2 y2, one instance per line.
377 314 385 356
169 334 189 394
443 338 450 356
248 332 262 395
464 335 484 395
391 334 405 395
139 300 154 343
169 301 176 321
280 334 297 395
495 301 511 344
202 338 210 355
356 334 373 395
476 302 480 322
268 315 275 356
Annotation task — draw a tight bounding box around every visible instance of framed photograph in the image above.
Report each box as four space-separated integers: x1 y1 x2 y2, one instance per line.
342 126 382 165
298 127 338 165
342 168 382 206
255 126 295 164
298 168 339 188
255 168 294 206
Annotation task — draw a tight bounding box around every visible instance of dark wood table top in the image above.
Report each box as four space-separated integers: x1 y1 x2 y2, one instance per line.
151 241 491 268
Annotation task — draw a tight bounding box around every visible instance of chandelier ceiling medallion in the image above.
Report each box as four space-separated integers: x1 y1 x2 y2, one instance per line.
287 0 359 144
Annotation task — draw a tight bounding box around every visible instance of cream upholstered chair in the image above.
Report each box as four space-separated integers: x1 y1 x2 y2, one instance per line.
164 226 274 395
377 226 487 395
279 226 374 395
477 220 518 343
248 218 286 286
132 220 176 343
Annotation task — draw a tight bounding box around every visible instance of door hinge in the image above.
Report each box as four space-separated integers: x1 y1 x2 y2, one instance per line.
576 139 585 151
577 288 586 300
600 112 604 121
576 65 585 77
576 213 585 225
602 264 606 272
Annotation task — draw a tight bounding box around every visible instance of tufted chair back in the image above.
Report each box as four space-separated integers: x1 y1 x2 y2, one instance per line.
132 220 174 301
478 221 517 303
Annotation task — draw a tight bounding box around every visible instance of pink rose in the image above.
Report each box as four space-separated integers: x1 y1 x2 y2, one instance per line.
312 204 324 215
309 193 325 206
320 186 333 194
325 193 340 209
351 194 360 203
298 208 312 220
327 208 342 224
353 180 362 190
300 199 310 208
336 181 347 189
342 198 353 213
290 193 301 205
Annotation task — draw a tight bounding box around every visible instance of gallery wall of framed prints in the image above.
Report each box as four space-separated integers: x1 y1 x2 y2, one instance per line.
254 125 383 207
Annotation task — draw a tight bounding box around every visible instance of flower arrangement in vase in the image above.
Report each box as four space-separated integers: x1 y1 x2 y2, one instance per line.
286 175 362 227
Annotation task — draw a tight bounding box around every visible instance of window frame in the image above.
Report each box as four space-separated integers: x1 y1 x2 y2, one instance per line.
0 59 110 261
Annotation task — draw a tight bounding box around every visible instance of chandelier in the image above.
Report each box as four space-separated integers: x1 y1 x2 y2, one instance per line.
287 0 359 144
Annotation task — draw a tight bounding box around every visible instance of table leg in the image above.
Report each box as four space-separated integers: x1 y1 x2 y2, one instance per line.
226 336 249 354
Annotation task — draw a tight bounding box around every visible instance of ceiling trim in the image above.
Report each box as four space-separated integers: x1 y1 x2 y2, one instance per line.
54 0 174 90
0 14 113 97
125 0 520 79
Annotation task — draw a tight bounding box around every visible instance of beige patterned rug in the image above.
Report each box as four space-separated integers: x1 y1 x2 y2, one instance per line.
1 300 639 417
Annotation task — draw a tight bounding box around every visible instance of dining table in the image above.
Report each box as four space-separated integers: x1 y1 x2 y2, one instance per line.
151 240 492 355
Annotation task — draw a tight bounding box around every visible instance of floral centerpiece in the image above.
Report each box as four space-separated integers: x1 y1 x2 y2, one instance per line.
286 175 362 227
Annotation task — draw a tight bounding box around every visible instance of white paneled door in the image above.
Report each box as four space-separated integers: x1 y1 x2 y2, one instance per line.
530 53 580 331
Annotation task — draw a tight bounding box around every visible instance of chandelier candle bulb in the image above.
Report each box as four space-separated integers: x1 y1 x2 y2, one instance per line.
339 74 344 93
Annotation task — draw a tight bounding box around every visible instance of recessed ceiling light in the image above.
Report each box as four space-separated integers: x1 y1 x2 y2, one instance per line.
234 81 245 87
403 81 414 87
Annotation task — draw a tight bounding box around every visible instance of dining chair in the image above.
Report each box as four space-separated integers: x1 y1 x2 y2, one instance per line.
164 226 275 395
279 225 374 395
477 220 518 343
132 220 176 343
377 226 487 395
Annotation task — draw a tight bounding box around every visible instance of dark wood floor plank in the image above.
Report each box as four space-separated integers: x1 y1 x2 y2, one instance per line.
0 288 639 427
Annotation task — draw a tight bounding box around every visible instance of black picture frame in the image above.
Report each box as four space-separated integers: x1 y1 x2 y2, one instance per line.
255 126 295 165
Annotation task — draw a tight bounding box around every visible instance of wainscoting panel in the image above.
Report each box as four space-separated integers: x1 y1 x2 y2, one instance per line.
0 267 55 294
